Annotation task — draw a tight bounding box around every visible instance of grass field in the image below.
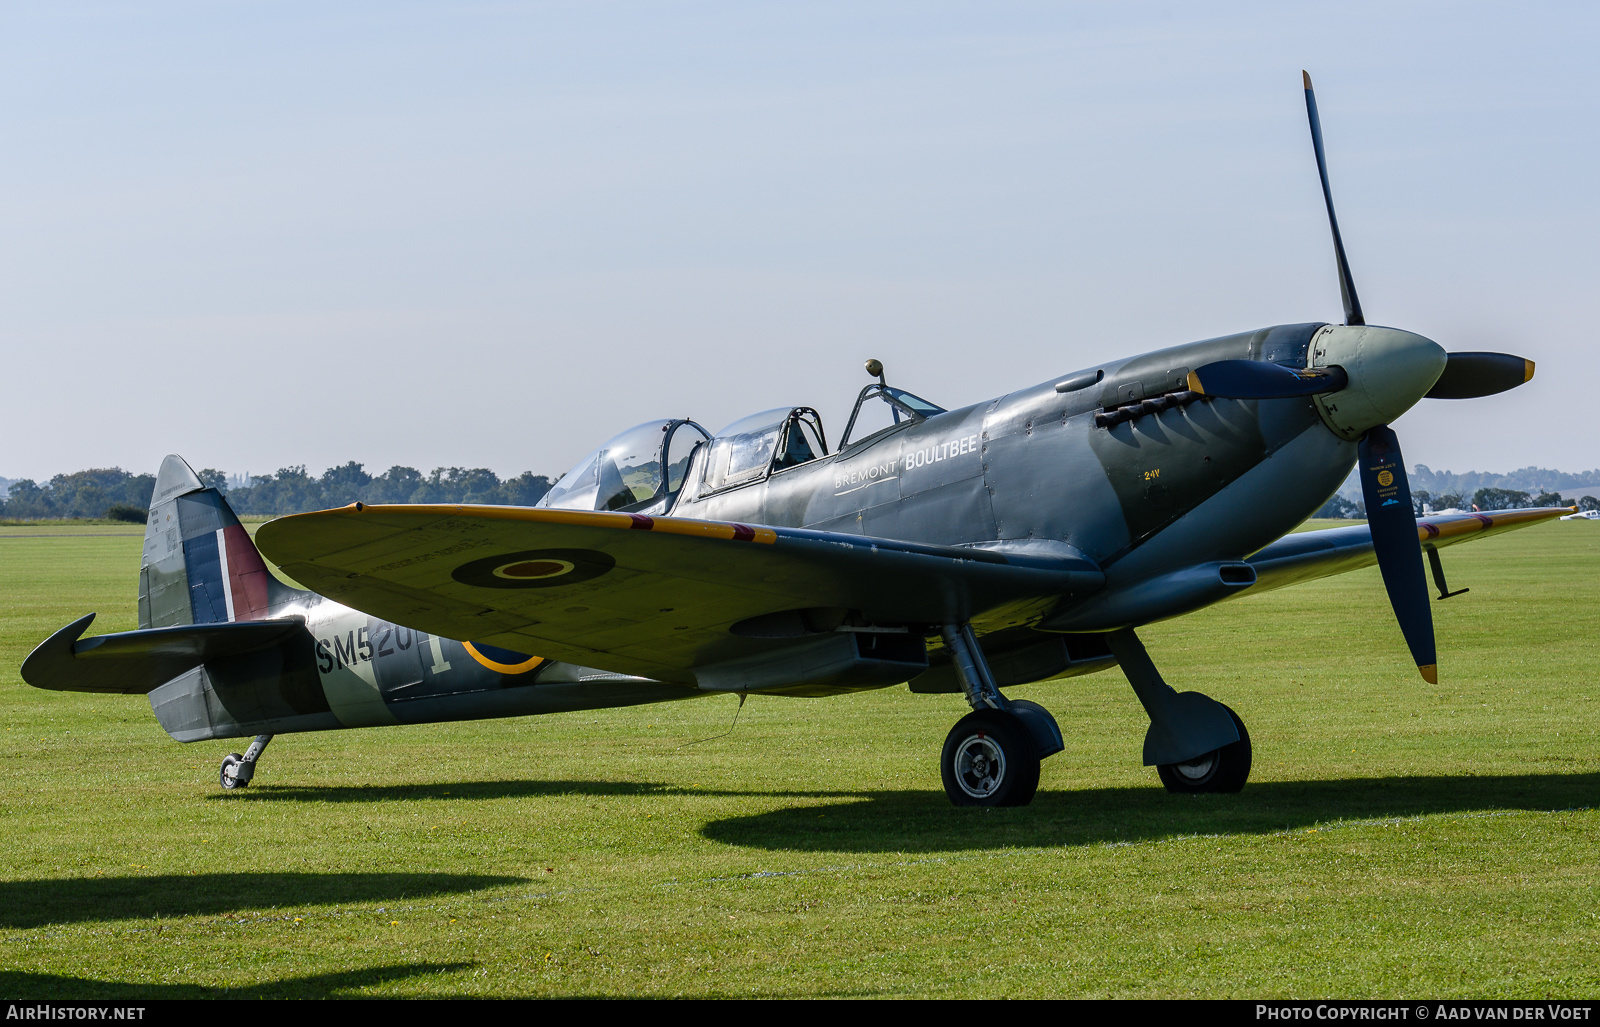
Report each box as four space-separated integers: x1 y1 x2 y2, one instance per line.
0 519 1596 998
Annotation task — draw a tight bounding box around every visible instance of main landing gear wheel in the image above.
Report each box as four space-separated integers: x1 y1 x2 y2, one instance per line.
941 710 1040 807
1156 705 1252 794
220 753 247 790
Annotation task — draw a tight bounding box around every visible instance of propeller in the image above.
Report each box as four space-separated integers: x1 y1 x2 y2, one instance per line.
1169 75 1544 681
1304 71 1438 682
1357 426 1436 683
1304 70 1364 328
1425 351 1535 399
1194 348 1534 402
1186 362 1346 398
1180 73 1544 684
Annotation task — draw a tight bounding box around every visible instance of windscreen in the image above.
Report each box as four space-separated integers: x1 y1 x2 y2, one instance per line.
665 422 710 493
538 420 675 511
841 385 945 447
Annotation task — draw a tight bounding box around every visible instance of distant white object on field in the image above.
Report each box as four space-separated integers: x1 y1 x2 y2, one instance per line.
1560 510 1599 521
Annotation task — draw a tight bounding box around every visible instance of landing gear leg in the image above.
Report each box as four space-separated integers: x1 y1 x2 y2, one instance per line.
1106 629 1251 793
937 625 1062 807
220 734 274 790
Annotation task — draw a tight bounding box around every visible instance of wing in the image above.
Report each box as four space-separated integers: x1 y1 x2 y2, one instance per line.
1246 507 1570 594
254 505 1103 681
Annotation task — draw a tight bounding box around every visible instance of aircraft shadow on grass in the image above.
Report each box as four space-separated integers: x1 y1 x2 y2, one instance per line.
0 963 474 1000
215 779 860 803
0 966 893 1001
0 872 525 930
212 772 1600 855
698 772 1600 853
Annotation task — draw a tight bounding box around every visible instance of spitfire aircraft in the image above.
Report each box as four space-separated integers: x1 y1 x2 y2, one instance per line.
23 74 1569 806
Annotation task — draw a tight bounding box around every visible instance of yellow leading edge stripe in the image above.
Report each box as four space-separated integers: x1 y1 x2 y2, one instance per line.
338 503 779 544
326 502 1564 553
1415 506 1567 543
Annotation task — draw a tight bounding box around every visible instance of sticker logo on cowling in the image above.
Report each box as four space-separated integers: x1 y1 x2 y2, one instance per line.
452 548 615 589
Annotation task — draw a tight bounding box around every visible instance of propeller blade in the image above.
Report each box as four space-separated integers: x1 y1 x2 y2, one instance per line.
1357 425 1437 683
1304 71 1365 327
1187 360 1348 399
1425 351 1536 399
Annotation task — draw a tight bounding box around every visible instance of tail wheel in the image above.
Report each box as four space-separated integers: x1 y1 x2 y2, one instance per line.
941 710 1040 807
220 753 247 790
1156 705 1251 793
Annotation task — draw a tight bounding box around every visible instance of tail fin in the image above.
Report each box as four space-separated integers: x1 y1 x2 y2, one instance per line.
139 455 300 628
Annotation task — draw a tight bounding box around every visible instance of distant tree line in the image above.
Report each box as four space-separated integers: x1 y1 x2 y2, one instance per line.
1414 487 1592 512
0 468 159 521
0 463 553 521
1315 487 1598 520
1409 464 1600 499
223 463 552 515
1336 465 1600 504
6 461 1595 523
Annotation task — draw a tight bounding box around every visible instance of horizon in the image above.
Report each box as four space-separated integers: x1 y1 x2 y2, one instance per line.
6 458 1600 493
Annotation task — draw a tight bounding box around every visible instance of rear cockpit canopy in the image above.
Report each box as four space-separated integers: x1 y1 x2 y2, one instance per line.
699 407 828 495
537 418 711 513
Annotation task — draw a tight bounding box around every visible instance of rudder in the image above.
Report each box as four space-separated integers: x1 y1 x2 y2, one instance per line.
140 455 293 628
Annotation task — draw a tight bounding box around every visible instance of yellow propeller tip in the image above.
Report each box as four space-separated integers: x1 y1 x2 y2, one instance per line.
1524 359 1535 383
1419 664 1438 685
1302 71 1312 89
1186 370 1205 395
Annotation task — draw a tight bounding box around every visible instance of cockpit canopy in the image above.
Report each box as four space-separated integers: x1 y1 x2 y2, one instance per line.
538 377 944 510
698 407 828 494
537 418 711 513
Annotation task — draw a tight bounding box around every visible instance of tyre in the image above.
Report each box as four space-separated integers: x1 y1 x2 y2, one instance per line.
1156 705 1251 793
941 709 1040 807
220 753 247 790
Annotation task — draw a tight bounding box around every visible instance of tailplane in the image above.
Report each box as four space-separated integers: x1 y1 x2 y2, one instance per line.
139 455 302 628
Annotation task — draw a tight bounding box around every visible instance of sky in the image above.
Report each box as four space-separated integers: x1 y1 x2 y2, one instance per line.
2 2 1596 483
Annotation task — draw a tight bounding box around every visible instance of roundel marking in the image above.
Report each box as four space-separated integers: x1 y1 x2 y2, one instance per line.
463 641 546 675
452 548 615 589
495 558 574 581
